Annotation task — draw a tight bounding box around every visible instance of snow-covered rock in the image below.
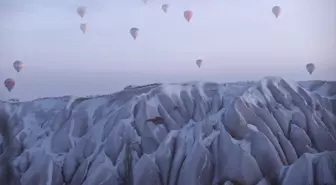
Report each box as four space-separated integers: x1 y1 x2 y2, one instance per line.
0 76 336 185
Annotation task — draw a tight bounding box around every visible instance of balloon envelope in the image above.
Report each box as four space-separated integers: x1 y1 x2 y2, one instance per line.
80 23 87 33
196 59 202 68
13 60 23 72
77 6 87 18
272 6 281 18
184 10 193 22
130 27 139 40
306 63 315 75
4 78 15 92
162 4 169 13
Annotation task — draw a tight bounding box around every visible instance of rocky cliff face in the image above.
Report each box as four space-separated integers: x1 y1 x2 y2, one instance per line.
0 77 335 185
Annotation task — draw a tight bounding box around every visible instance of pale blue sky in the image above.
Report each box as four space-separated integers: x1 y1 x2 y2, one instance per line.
1 0 335 100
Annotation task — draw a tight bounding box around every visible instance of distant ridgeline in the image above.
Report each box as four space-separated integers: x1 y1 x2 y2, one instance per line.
8 98 19 102
124 83 161 90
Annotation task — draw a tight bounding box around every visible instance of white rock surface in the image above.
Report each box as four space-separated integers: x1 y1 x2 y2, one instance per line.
0 77 336 185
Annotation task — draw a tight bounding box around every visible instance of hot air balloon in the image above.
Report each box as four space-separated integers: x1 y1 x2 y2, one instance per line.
306 63 315 75
272 6 281 18
184 10 193 22
162 4 169 13
80 23 87 34
4 78 15 92
196 59 202 68
77 6 87 18
143 0 148 4
130 27 139 40
13 60 23 72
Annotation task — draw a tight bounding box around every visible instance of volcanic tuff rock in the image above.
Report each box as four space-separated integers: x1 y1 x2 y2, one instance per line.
0 77 336 185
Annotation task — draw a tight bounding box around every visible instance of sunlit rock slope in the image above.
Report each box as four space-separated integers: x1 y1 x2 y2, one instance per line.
1 77 336 185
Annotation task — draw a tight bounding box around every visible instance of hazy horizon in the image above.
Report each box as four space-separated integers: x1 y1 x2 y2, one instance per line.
1 0 335 100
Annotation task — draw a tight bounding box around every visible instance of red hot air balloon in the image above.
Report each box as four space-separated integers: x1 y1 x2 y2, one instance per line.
13 60 23 72
272 6 281 18
162 4 169 13
130 27 139 40
184 10 193 22
306 63 315 75
4 78 15 92
77 6 87 19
